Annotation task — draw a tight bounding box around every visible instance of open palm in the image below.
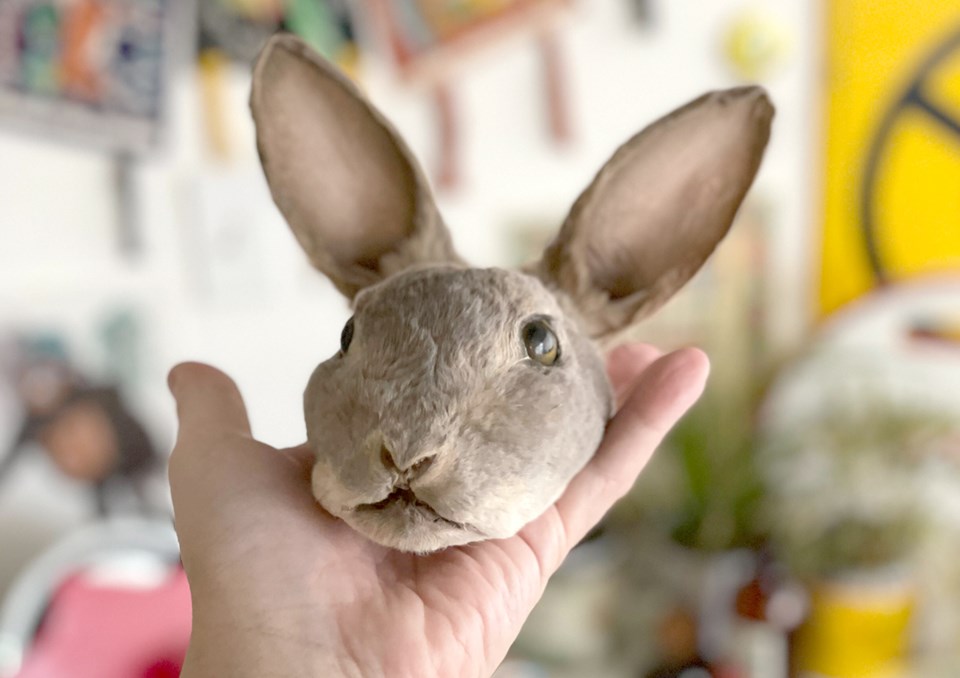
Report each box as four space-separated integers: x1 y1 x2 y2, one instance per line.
169 344 708 678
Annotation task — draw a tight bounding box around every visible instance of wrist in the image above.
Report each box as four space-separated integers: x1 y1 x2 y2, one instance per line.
181 607 357 678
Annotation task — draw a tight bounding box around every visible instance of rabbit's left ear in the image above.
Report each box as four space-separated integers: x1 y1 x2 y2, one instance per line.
531 87 774 340
250 34 460 300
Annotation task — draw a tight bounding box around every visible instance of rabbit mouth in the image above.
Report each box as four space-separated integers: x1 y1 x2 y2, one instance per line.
357 488 473 532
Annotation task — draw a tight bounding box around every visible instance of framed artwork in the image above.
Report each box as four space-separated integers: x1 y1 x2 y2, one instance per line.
0 0 173 154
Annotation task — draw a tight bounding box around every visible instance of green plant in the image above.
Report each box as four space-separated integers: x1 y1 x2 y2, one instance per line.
607 373 769 552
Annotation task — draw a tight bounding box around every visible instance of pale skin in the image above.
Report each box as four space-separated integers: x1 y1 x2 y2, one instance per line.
168 343 709 678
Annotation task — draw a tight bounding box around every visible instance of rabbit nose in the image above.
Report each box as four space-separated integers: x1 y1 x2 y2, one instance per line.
379 444 436 480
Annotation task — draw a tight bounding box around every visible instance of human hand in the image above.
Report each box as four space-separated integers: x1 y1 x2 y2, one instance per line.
168 344 709 678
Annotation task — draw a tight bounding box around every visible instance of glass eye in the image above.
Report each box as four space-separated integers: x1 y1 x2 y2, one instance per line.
340 316 355 354
522 319 559 366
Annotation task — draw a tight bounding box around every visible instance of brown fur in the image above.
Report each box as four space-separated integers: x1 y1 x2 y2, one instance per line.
250 34 774 552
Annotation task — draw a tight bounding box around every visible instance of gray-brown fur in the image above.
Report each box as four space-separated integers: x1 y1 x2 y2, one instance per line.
250 34 774 552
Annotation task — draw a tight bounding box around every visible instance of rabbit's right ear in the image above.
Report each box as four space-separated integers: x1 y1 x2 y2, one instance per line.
250 34 460 299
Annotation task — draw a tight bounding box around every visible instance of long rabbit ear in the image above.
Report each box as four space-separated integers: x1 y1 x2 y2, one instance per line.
250 34 460 299
531 87 774 340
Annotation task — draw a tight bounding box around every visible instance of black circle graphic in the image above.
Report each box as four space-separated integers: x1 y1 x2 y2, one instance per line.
860 28 960 284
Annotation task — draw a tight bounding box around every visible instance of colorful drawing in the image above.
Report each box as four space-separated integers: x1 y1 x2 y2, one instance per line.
819 2 960 317
0 0 171 153
199 0 358 69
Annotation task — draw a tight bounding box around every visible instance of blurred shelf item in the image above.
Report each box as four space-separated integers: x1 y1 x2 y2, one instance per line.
721 10 791 82
794 566 916 678
1 339 164 518
0 518 184 678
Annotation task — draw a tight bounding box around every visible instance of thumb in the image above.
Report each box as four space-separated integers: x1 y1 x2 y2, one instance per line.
168 362 251 443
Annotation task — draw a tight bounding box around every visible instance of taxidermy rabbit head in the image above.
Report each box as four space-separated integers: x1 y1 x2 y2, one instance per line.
250 34 774 553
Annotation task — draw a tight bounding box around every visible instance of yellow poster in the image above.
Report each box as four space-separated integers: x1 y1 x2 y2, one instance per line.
820 2 960 316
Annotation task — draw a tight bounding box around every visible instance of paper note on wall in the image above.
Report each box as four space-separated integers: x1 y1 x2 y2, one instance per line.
820 2 960 316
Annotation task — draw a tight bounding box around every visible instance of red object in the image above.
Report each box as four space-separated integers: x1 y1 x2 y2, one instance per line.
15 567 191 678
735 576 766 621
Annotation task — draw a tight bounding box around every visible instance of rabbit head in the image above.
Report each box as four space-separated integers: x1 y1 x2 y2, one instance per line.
250 35 774 552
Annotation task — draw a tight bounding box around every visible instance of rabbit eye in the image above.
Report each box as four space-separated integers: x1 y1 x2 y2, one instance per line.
522 319 559 366
340 316 355 354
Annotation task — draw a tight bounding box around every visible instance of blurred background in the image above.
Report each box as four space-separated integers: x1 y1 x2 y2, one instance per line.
2 0 960 676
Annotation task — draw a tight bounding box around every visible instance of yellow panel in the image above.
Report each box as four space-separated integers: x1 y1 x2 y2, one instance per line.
819 1 960 316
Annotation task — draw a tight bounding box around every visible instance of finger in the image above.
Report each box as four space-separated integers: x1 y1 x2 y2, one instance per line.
606 343 663 407
168 362 252 442
555 347 709 547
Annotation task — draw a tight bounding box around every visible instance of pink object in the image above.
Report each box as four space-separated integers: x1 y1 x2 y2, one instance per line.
15 567 191 678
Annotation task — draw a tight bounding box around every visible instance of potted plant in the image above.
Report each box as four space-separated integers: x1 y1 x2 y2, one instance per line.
756 394 956 677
